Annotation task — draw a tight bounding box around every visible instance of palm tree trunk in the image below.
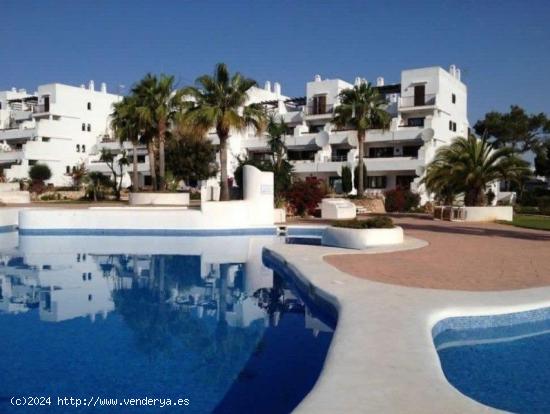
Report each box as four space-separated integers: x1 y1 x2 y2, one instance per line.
159 121 166 191
357 131 365 196
132 141 139 192
219 135 229 201
147 141 157 191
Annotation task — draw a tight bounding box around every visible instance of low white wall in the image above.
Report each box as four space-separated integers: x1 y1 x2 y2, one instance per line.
0 208 19 229
129 192 190 206
0 191 31 204
322 226 404 249
463 206 513 222
0 183 20 192
18 166 276 232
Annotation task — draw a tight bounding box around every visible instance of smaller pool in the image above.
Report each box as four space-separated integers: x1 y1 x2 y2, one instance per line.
433 307 550 414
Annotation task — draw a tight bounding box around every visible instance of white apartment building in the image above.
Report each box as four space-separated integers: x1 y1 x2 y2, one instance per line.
221 65 468 203
0 81 120 186
1 65 468 202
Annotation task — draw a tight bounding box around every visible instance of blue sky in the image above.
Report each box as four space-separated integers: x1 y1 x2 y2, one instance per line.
2 0 549 123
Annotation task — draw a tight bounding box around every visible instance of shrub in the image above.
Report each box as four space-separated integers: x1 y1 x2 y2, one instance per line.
514 205 540 215
538 196 550 216
384 187 420 212
29 164 52 182
286 177 327 216
341 165 352 194
332 216 394 229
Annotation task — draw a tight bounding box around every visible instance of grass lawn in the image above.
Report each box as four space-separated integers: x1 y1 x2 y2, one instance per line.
500 214 550 231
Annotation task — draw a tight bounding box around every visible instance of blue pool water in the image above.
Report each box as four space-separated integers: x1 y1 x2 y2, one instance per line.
0 234 335 413
434 308 550 414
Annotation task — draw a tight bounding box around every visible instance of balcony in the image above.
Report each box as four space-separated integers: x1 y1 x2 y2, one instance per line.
0 127 36 140
33 104 50 114
363 157 421 172
304 104 334 117
398 94 436 110
291 157 345 174
0 150 23 164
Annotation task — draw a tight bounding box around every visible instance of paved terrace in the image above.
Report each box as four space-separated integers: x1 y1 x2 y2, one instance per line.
325 217 550 291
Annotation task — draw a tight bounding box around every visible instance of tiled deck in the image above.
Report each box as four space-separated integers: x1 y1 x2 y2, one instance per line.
325 217 550 291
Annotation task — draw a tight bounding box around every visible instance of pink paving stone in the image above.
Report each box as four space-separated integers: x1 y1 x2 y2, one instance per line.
324 217 550 291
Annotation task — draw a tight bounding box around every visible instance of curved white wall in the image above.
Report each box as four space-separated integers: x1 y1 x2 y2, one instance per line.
0 208 19 229
463 206 513 222
322 226 404 249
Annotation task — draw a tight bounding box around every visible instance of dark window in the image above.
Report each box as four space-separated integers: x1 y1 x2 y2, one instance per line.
43 96 50 112
329 176 343 193
137 155 146 163
87 124 91 132
368 147 394 158
72 166 76 173
66 166 70 174
414 85 425 106
87 102 92 110
402 145 421 157
311 95 327 114
308 124 324 133
82 145 86 153
366 176 387 189
28 160 37 166
407 117 425 127
452 122 457 132
88 294 92 301
285 126 295 135
81 123 86 131
449 120 453 131
144 175 152 186
42 265 51 270
396 175 416 189
42 137 50 142
452 94 456 104
76 144 80 152
288 150 316 161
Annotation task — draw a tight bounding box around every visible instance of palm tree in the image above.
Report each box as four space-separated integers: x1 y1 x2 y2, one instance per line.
181 63 266 201
422 134 530 206
332 82 391 196
266 115 287 171
111 96 141 191
132 74 184 190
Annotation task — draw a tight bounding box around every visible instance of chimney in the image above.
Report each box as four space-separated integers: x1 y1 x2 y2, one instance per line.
376 77 384 86
314 74 321 82
80 84 85 89
455 68 461 81
273 82 281 96
11 87 16 92
354 77 361 86
88 80 95 91
100 82 107 93
449 64 456 77
264 80 271 92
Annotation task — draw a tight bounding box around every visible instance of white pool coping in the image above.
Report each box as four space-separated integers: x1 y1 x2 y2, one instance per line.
265 241 550 414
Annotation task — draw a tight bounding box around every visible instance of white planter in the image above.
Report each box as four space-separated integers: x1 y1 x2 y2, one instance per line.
0 191 30 204
462 206 513 222
321 198 356 220
129 192 190 206
322 226 404 250
274 208 286 223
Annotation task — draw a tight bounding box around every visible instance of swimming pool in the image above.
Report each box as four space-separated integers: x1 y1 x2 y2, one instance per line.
0 233 336 413
433 308 550 413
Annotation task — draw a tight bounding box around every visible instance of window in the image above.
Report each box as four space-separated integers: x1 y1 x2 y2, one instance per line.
449 120 453 131
308 124 324 133
402 145 422 157
368 147 394 158
66 166 70 174
407 117 425 127
137 155 146 163
366 176 387 189
81 123 86 131
287 150 316 161
396 175 416 189
42 265 51 270
76 144 80 152
82 145 86 153
28 160 37 166
88 294 93 301
42 137 50 142
452 93 456 104
311 95 328 115
87 124 91 132
87 102 92 110
72 166 76 173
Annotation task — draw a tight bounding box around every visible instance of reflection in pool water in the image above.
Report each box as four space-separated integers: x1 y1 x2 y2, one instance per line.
0 235 335 413
434 308 550 414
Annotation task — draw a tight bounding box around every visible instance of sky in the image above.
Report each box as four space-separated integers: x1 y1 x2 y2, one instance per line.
2 0 550 124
